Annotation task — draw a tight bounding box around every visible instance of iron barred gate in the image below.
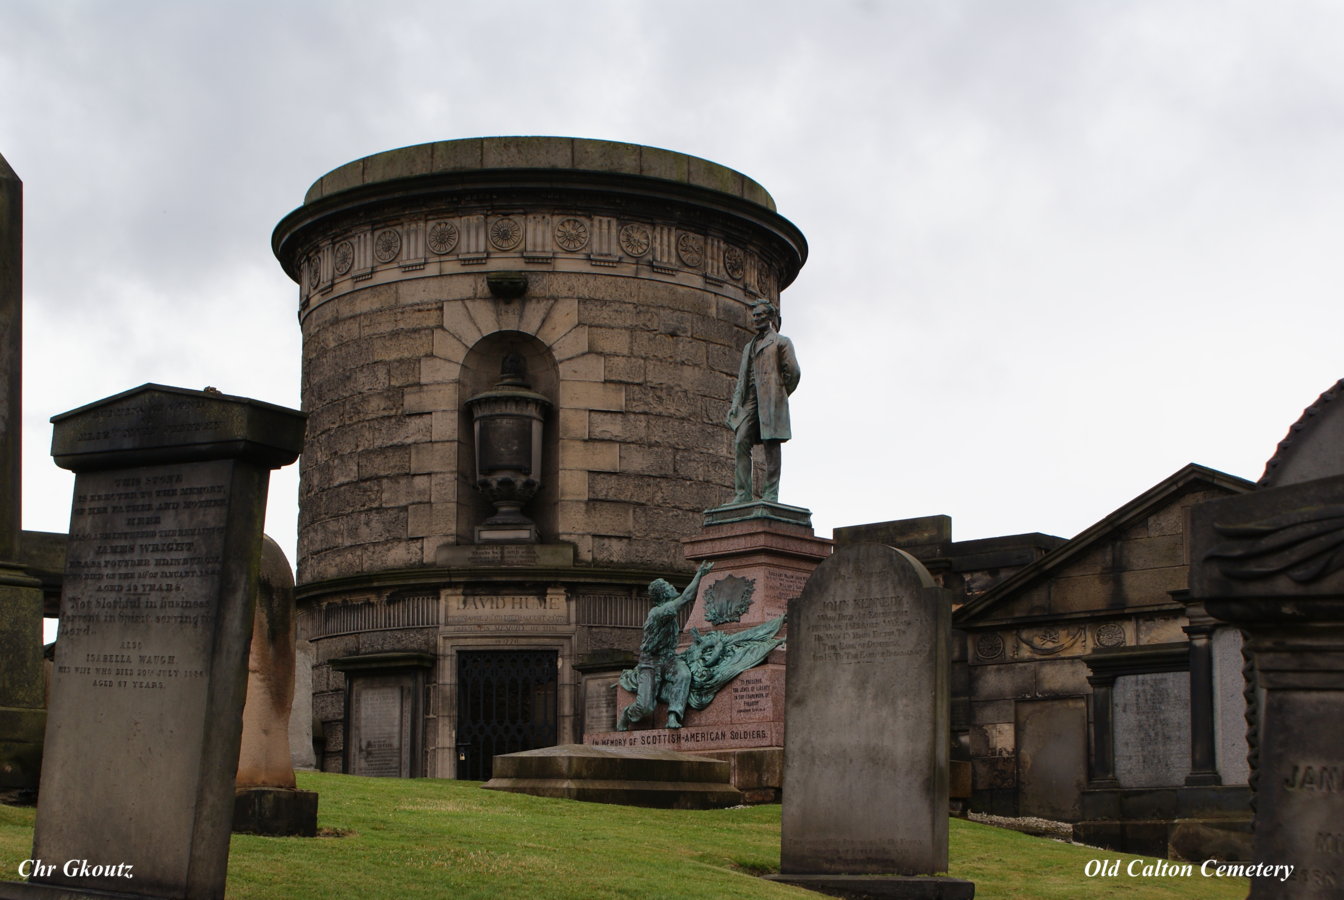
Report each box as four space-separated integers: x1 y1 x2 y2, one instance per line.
455 650 558 780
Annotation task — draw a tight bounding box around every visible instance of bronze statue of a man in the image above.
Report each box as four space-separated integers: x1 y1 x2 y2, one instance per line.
726 299 800 504
617 561 713 730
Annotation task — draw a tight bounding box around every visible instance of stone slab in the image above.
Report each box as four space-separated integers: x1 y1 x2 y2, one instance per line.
762 874 975 899
703 500 813 528
481 743 741 808
779 543 954 878
689 746 783 802
1113 671 1190 788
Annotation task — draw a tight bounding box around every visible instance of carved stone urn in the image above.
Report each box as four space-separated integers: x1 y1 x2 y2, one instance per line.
466 353 552 542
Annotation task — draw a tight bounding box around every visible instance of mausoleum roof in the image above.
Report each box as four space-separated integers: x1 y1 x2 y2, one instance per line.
953 462 1254 627
302 136 778 209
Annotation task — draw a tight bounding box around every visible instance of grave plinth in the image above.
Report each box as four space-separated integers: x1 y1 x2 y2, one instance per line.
770 543 973 899
0 385 303 900
1190 473 1344 899
583 502 830 800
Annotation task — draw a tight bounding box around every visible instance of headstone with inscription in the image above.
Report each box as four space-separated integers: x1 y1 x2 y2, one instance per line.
768 543 974 899
0 384 303 900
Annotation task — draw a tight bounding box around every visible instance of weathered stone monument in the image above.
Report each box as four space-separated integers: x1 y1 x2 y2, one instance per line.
1189 379 1344 898
584 293 828 799
233 537 318 837
0 384 303 900
768 543 974 898
0 151 46 796
273 137 809 779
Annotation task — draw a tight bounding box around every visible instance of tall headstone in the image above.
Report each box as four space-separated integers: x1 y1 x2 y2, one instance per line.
0 385 303 900
0 151 45 795
1189 381 1344 898
768 543 973 899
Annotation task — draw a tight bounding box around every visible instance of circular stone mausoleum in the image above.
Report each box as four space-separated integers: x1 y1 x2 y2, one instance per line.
272 136 807 779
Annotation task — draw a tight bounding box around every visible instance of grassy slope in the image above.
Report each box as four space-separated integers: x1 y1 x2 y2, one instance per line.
0 772 1247 900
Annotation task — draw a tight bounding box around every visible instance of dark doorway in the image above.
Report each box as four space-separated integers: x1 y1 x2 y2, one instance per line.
456 649 558 780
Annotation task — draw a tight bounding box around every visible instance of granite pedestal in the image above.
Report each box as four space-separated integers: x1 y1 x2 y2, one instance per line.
585 503 830 801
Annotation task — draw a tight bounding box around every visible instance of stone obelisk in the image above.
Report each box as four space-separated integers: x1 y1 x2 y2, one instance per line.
0 151 46 793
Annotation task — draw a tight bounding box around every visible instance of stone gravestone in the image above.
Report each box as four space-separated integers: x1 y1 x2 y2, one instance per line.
0 384 303 900
1188 384 1344 899
768 543 974 899
233 537 317 837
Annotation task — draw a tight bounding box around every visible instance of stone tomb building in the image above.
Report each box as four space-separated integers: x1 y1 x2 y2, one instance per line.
271 137 807 779
846 464 1255 858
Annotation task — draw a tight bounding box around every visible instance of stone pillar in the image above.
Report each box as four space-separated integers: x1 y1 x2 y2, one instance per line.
0 151 44 795
1191 473 1344 898
1182 607 1222 787
0 151 20 560
1085 673 1118 786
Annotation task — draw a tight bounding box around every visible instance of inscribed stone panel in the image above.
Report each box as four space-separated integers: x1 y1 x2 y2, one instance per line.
1113 671 1191 788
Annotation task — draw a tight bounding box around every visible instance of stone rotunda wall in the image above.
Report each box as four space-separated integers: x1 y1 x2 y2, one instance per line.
272 137 807 777
275 137 806 583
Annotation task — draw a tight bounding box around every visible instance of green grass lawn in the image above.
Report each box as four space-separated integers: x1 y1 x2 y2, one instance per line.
0 772 1248 899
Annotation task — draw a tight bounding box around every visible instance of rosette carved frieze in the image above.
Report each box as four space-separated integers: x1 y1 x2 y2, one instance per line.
297 206 783 313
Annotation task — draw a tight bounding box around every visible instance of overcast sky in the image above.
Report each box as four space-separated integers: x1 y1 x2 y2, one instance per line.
5 1 1344 597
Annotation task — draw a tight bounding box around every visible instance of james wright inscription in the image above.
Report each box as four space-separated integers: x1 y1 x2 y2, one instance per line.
55 462 230 696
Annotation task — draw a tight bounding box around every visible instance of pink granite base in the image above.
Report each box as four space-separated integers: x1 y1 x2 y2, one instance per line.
587 663 786 752
584 514 829 785
682 516 831 630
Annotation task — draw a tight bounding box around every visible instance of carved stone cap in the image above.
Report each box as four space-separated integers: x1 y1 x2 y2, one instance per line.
1083 642 1189 684
301 136 777 209
50 383 305 472
272 136 807 290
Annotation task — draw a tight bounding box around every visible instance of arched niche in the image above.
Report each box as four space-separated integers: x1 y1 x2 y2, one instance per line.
455 332 559 545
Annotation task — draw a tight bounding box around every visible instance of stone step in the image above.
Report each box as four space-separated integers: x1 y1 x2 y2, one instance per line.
481 744 743 809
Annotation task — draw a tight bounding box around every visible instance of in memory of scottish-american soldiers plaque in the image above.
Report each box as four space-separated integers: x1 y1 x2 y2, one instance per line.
0 384 303 900
769 543 974 899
